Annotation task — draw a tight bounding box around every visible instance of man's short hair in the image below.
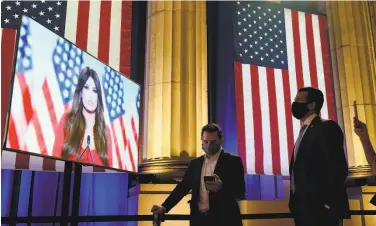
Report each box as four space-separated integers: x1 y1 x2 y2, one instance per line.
298 87 324 114
201 123 223 139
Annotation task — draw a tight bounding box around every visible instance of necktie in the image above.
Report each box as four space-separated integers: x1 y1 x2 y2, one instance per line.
293 124 308 159
291 124 308 193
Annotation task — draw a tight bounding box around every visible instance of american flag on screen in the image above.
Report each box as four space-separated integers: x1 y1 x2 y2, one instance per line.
233 2 336 176
1 0 134 173
102 67 137 172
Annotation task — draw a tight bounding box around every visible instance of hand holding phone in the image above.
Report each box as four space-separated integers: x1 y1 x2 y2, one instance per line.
353 101 359 128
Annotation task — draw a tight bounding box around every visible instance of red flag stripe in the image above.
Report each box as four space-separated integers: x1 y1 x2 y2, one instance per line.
76 0 90 50
111 124 123 170
131 116 138 148
266 68 281 175
1 29 17 141
282 69 295 164
17 74 34 125
305 13 319 88
291 11 304 90
8 116 20 151
120 1 132 77
120 116 135 172
98 1 112 64
234 62 247 172
250 65 264 175
126 139 136 172
42 80 58 129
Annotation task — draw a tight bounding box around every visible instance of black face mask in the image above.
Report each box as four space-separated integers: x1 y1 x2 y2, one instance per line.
202 143 221 156
291 102 310 120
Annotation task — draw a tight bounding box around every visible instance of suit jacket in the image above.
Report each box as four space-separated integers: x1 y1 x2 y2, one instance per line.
289 116 350 219
162 150 245 226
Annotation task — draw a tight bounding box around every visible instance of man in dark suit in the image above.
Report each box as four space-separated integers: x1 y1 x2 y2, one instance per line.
289 87 350 226
151 123 245 226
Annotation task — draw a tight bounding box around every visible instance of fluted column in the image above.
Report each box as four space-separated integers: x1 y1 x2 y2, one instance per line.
326 1 376 176
140 1 208 177
369 2 376 54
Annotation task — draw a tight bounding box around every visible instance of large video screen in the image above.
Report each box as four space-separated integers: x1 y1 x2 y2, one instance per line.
3 15 140 172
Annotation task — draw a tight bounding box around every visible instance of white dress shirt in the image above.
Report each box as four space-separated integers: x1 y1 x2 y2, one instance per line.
293 113 317 158
198 149 222 212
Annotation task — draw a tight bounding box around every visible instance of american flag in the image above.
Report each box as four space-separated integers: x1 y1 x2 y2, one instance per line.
1 0 134 173
102 66 138 172
233 2 336 176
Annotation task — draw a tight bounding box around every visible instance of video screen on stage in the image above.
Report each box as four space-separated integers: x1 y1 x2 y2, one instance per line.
3 15 140 172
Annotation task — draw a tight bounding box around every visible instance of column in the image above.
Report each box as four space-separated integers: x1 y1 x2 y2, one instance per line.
140 1 208 177
326 1 376 176
369 2 376 52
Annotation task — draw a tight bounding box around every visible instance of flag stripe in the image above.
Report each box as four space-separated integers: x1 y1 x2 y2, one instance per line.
258 67 273 175
98 1 112 64
241 64 255 174
8 116 19 150
298 12 311 87
118 117 129 170
42 68 63 171
87 0 100 56
285 9 301 142
64 0 79 43
127 139 136 172
15 74 33 168
234 62 248 172
1 29 17 140
42 80 58 130
312 14 328 120
31 111 47 156
275 70 294 175
119 1 132 77
266 68 281 175
18 74 34 124
305 13 319 89
291 11 304 90
131 116 138 149
119 117 132 171
281 69 295 165
76 1 90 50
250 65 264 175
109 0 122 71
319 16 336 121
111 124 123 170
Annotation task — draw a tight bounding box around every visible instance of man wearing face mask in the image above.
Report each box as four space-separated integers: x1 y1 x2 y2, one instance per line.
151 123 245 226
289 87 350 226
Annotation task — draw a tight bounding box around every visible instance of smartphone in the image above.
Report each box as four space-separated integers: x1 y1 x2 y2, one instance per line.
204 176 215 182
353 101 358 119
353 101 359 128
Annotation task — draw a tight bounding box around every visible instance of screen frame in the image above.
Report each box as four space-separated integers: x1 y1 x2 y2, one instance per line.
2 14 142 173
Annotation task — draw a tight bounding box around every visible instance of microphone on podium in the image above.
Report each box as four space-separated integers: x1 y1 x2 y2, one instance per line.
87 135 90 147
78 135 94 164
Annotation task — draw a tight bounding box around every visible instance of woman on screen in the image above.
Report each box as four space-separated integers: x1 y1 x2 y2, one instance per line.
52 67 112 167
